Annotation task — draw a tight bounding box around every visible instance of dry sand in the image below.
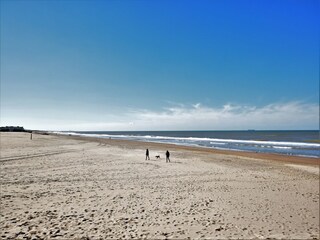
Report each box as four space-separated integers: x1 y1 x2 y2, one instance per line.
0 132 319 239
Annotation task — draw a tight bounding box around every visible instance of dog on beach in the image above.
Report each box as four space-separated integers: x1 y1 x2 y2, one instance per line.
155 155 160 159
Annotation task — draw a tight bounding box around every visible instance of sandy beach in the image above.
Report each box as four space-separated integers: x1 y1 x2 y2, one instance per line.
0 132 319 239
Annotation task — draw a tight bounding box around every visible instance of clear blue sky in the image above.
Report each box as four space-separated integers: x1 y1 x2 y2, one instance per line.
1 0 319 130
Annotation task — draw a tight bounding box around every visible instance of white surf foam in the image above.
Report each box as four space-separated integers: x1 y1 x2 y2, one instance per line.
54 131 320 149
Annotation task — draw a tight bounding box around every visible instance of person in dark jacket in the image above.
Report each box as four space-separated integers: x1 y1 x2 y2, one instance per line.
146 149 150 160
166 150 170 163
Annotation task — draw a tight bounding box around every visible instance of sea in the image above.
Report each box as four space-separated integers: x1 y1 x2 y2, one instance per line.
56 130 320 158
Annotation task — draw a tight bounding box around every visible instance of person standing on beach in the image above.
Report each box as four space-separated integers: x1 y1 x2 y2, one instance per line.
146 149 150 160
166 150 170 163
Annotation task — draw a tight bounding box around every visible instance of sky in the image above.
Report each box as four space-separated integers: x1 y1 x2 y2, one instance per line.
1 0 319 131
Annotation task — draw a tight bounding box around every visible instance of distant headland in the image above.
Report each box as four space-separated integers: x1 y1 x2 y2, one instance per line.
0 126 31 132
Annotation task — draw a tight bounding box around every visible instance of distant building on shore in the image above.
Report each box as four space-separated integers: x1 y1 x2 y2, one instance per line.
0 126 27 132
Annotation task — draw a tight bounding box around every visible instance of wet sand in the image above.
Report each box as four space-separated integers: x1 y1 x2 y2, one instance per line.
0 132 319 239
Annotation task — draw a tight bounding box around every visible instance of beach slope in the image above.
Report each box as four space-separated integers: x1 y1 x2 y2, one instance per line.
0 132 319 239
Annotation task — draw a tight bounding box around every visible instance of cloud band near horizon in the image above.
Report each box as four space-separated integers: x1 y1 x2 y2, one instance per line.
4 101 317 131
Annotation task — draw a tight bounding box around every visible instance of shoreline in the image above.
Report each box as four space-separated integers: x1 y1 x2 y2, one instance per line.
53 133 320 166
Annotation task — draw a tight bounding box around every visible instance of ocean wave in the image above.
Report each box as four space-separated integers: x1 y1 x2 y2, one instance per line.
52 131 320 158
272 146 293 149
57 132 320 148
210 142 226 145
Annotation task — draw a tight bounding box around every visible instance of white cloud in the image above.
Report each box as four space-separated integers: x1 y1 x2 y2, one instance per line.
122 101 318 131
192 103 201 109
78 101 318 131
2 101 318 131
